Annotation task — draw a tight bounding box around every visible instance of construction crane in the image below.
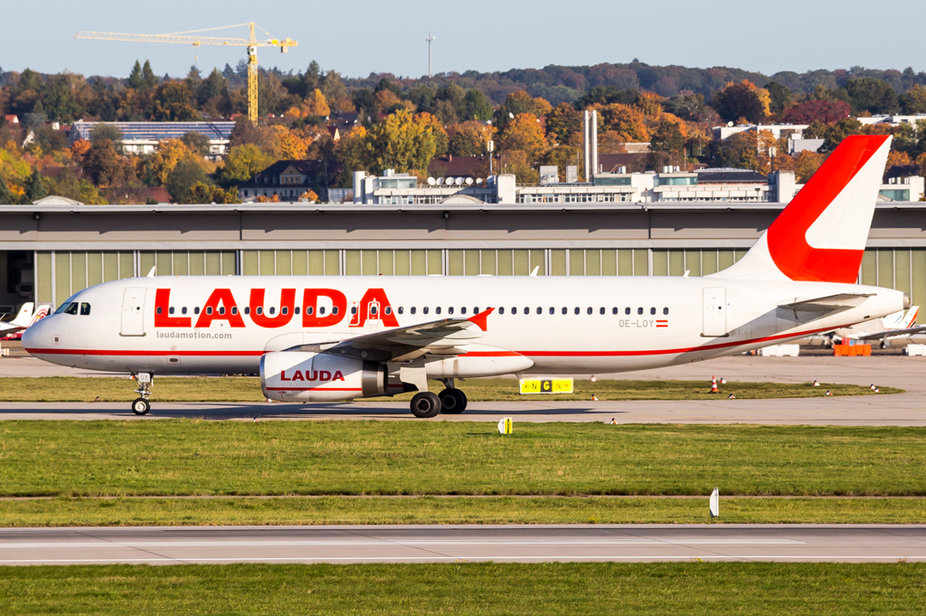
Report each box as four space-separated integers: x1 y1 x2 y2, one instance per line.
75 23 298 126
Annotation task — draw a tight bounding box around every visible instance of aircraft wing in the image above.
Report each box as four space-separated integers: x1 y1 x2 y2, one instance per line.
286 308 495 363
779 292 873 316
852 325 926 342
0 322 26 336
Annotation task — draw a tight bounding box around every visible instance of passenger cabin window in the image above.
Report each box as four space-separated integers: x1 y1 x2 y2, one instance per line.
637 307 644 315
663 307 669 315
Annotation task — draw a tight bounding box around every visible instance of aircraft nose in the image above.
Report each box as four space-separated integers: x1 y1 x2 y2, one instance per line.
21 315 54 352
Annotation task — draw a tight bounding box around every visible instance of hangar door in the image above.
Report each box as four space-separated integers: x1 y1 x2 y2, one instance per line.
120 288 146 337
702 287 727 337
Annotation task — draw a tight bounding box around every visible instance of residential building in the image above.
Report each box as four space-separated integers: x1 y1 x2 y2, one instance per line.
69 121 236 160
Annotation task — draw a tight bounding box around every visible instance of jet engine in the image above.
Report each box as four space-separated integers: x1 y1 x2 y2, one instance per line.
261 351 387 402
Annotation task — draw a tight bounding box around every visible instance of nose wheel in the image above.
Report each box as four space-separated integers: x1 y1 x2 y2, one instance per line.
132 397 151 415
131 372 153 415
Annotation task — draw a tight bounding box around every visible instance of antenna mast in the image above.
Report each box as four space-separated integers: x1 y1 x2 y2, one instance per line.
425 34 436 78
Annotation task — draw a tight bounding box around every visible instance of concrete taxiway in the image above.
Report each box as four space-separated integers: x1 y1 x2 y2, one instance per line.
1 354 924 423
1 525 923 565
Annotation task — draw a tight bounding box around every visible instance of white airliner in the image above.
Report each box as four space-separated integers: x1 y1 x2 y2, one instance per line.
24 135 907 417
0 302 51 339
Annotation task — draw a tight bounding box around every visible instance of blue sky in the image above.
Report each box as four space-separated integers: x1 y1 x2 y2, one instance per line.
2 1 919 80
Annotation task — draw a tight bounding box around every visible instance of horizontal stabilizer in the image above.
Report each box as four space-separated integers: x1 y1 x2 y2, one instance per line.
779 292 872 316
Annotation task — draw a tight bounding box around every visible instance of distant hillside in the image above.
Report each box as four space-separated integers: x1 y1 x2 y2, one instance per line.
340 62 926 106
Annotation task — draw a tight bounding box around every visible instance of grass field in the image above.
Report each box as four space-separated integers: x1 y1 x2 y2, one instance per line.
2 495 925 526
0 376 898 402
1 563 924 614
1 421 924 526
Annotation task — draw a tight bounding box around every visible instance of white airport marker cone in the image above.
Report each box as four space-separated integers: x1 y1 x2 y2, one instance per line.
812 379 820 387
497 417 513 435
709 488 719 518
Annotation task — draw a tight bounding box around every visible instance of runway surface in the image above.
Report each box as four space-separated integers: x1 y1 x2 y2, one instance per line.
1 397 924 425
1 525 923 565
1 355 924 424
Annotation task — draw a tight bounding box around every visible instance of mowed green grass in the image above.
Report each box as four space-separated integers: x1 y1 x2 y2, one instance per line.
0 376 897 402
3 495 926 527
1 563 924 615
2 421 923 498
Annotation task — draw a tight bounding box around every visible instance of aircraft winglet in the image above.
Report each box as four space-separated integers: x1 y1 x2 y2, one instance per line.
467 307 495 331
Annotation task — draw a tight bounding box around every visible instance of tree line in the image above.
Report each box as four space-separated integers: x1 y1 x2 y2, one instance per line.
3 59 926 204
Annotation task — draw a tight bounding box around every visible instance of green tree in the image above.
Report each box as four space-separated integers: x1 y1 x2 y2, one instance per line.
221 144 273 183
845 77 898 115
81 138 124 187
181 131 210 156
462 88 493 121
24 169 47 202
0 177 16 205
189 181 239 204
166 158 207 203
650 120 687 160
764 81 792 115
90 124 123 150
127 60 145 90
141 60 158 90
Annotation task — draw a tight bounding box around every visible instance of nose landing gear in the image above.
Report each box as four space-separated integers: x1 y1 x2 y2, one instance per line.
131 372 153 415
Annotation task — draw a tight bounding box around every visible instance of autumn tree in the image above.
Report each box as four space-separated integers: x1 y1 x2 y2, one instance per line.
780 100 850 124
140 139 195 185
545 103 581 146
448 121 495 157
711 80 771 123
304 88 330 117
151 81 199 121
900 85 926 114
598 103 649 142
499 112 547 160
494 91 552 131
366 109 448 173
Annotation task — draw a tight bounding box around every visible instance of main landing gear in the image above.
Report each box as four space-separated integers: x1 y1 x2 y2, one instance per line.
409 379 468 418
131 372 153 415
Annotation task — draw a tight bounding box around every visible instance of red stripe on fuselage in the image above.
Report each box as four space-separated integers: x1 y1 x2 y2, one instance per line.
23 323 850 361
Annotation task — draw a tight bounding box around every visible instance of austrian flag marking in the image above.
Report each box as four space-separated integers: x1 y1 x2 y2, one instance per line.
656 319 669 328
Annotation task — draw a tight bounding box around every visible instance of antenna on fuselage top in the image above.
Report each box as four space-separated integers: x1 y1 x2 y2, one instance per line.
529 266 540 277
145 267 157 278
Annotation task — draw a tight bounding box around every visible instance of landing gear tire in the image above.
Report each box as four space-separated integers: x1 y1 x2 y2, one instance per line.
410 392 441 418
438 388 467 414
131 397 151 415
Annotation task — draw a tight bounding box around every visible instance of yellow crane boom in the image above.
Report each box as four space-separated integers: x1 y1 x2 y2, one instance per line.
76 22 298 126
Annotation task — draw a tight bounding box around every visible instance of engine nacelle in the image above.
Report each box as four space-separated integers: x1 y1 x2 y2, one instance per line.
261 351 387 402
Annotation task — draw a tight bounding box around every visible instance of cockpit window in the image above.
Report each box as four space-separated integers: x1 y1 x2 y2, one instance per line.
60 302 79 315
80 303 91 316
